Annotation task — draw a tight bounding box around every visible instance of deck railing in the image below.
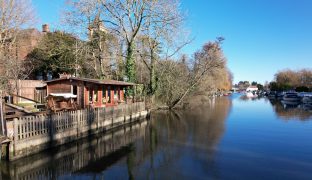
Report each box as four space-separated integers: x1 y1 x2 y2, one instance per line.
11 102 147 159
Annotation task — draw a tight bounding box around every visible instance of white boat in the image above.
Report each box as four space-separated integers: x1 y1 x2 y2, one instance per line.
282 92 301 101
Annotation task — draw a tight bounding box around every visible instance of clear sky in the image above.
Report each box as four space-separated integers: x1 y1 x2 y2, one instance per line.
32 0 312 84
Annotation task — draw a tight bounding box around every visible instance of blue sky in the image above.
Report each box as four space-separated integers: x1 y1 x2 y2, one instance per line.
32 0 312 84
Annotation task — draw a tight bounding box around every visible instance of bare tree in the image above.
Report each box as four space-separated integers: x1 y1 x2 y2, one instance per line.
64 0 188 84
174 39 226 108
139 0 188 98
63 0 121 79
156 38 228 109
274 68 312 90
0 0 36 94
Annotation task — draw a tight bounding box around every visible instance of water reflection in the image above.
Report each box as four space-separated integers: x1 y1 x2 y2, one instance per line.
2 95 312 179
0 119 150 180
239 94 262 101
0 97 233 179
269 99 312 121
136 96 232 179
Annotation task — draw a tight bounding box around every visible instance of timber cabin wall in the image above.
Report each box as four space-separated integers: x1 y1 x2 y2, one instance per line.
83 84 125 108
47 80 71 94
46 78 130 109
47 79 85 109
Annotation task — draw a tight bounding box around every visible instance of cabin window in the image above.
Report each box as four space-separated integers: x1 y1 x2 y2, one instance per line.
114 87 118 101
107 86 111 103
89 89 93 102
94 88 98 102
73 85 77 95
118 88 120 100
102 86 106 104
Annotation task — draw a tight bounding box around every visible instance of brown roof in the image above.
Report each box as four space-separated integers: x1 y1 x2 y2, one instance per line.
46 77 135 86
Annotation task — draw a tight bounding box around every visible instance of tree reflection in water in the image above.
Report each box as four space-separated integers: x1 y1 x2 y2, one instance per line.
0 97 233 179
133 96 232 179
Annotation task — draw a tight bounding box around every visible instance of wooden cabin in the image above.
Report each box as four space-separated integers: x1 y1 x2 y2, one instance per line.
46 77 135 109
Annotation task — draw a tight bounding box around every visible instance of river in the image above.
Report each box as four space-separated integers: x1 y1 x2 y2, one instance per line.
1 93 312 179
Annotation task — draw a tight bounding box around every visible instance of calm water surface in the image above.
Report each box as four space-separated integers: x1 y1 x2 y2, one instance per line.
2 93 312 180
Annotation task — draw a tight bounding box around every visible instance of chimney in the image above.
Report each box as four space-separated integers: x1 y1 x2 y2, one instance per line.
42 24 50 33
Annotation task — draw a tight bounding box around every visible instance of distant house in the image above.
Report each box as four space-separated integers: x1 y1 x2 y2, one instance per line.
246 86 258 92
46 77 135 109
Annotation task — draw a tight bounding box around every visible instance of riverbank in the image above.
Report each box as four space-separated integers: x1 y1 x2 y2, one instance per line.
6 102 149 161
1 119 149 179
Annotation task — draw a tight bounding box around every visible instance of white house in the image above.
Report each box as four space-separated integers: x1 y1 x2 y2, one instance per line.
246 86 258 92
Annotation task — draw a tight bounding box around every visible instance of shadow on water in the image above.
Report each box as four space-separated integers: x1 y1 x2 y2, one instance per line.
269 99 312 121
0 119 150 180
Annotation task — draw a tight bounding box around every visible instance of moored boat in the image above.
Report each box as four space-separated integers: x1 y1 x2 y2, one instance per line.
281 100 301 109
276 92 285 99
282 92 301 101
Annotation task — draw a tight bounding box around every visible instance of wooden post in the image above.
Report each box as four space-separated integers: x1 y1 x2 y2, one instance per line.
133 85 136 103
76 110 80 138
13 117 18 157
97 108 99 131
0 93 6 136
112 106 114 127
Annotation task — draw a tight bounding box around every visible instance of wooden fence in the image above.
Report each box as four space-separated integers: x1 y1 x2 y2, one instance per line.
10 102 147 160
34 88 46 103
4 120 149 180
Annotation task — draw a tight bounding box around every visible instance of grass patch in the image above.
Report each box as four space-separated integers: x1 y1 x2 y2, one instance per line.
16 102 35 108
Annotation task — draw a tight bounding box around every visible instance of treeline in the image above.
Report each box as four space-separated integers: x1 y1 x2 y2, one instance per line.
26 32 231 108
269 69 312 92
234 81 264 91
0 0 232 108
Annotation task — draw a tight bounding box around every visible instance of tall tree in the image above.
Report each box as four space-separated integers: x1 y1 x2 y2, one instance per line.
272 68 312 91
64 0 119 79
140 0 187 98
156 38 228 109
0 0 36 93
64 0 187 84
27 31 79 79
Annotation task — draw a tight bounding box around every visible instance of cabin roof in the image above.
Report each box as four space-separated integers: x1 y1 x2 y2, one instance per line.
46 77 135 86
